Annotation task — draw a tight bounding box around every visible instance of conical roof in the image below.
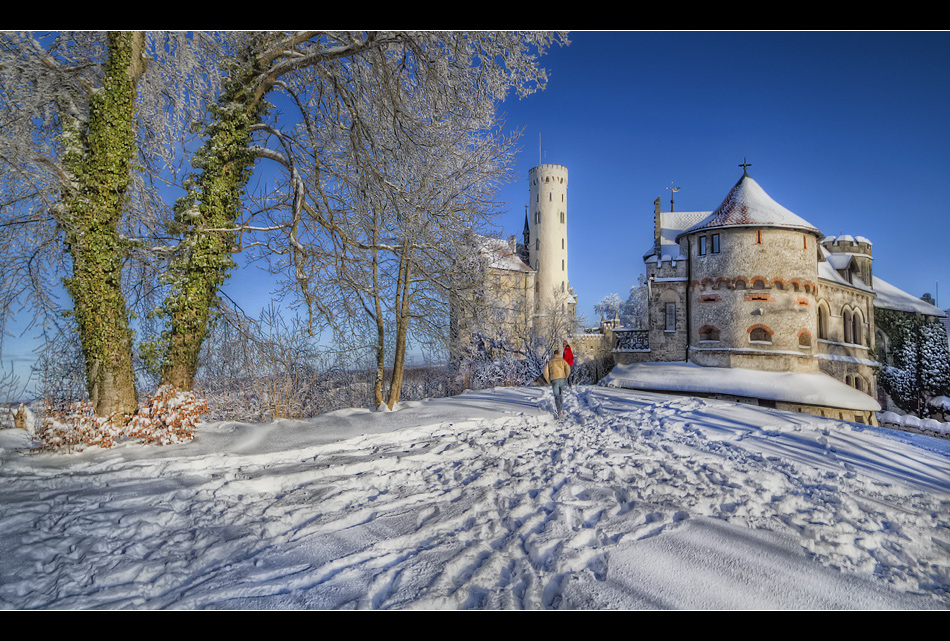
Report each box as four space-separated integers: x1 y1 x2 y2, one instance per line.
680 174 821 237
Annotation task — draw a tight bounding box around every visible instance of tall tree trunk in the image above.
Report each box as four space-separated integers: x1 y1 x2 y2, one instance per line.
386 248 412 410
62 31 144 418
370 242 386 408
159 70 264 391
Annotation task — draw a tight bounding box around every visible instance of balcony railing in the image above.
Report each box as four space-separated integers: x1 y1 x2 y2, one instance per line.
613 328 650 352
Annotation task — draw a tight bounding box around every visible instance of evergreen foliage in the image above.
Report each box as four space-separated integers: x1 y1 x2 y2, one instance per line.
876 308 950 416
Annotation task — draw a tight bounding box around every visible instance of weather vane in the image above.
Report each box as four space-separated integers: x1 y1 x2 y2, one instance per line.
667 182 680 212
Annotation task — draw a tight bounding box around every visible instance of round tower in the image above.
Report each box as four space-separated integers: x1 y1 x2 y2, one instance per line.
680 173 823 373
528 164 570 315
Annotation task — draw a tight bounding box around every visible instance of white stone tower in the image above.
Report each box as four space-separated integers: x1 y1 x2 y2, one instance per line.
528 164 572 317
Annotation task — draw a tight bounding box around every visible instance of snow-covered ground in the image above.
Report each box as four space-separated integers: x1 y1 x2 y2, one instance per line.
1 385 947 610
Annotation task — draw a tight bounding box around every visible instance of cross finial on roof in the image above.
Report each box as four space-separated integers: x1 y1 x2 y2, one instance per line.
739 158 752 176
667 182 680 212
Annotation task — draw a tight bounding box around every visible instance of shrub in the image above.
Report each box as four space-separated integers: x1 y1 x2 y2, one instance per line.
35 385 207 452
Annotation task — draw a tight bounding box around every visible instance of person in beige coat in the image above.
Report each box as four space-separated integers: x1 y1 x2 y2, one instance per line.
544 350 571 418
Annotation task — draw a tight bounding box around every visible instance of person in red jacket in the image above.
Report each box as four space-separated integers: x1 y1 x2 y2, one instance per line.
562 341 574 367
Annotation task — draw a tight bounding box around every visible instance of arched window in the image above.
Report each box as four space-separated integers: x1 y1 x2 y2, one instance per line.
698 325 720 342
877 329 892 365
749 326 772 343
818 302 829 339
853 375 866 392
843 308 853 344
852 309 864 345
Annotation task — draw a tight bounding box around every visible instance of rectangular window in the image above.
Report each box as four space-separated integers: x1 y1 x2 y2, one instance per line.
698 236 707 256
712 233 720 253
665 302 676 332
755 230 762 244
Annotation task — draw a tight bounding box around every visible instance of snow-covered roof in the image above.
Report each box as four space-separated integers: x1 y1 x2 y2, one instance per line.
871 276 947 317
679 175 822 238
816 247 874 293
823 252 854 271
477 236 533 273
824 235 873 247
644 210 711 261
602 361 881 411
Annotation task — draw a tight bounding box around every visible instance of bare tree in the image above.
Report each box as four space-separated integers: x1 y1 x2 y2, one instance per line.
0 31 227 418
152 31 568 409
621 274 649 328
594 293 623 322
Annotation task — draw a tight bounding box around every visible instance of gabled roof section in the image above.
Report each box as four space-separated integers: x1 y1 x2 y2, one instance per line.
678 174 821 238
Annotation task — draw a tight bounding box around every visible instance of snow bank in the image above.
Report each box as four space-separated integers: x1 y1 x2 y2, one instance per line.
602 361 881 411
0 386 946 610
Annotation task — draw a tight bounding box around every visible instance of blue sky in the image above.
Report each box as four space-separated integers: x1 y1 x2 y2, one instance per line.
488 30 950 324
6 30 950 394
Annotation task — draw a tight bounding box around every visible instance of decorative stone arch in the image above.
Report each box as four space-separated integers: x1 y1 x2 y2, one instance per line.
751 277 767 290
788 279 801 292
734 278 747 290
659 289 680 304
771 278 786 290
748 323 774 343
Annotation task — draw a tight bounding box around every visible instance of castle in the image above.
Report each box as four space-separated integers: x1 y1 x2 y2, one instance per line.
608 166 947 424
453 164 577 356
462 162 946 424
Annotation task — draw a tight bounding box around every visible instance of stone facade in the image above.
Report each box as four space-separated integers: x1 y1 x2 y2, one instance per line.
611 170 894 422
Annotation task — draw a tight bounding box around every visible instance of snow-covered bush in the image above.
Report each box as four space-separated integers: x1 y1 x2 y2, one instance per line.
876 309 950 417
35 385 207 452
570 353 615 386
